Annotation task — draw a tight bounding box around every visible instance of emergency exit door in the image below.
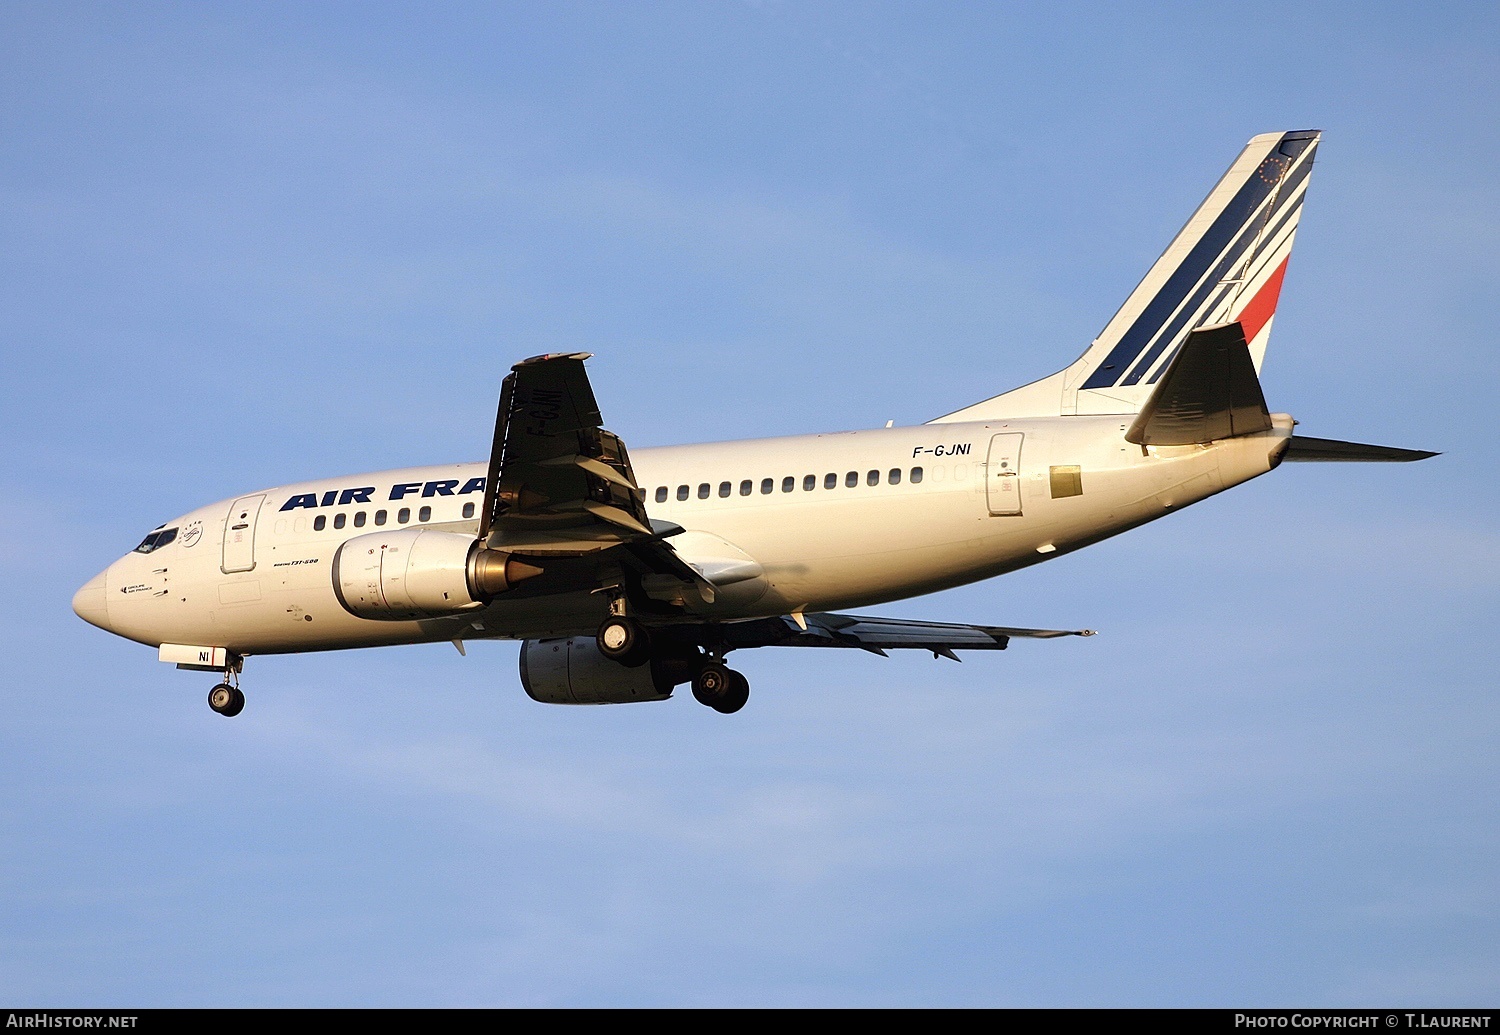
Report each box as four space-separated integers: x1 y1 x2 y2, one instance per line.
221 494 266 574
985 433 1024 516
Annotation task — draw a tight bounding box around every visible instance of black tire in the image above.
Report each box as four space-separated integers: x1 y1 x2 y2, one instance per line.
692 662 732 708
596 616 651 667
222 687 245 718
693 663 748 713
713 670 750 714
208 683 243 717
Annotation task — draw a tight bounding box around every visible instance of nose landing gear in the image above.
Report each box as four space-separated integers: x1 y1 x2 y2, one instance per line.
208 682 244 717
207 660 245 717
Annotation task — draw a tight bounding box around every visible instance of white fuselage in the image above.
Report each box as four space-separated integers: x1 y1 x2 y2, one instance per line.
76 415 1293 657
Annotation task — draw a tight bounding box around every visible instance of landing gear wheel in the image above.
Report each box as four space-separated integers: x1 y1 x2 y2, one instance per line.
208 683 245 717
692 663 750 714
692 662 730 706
717 670 750 714
596 616 651 667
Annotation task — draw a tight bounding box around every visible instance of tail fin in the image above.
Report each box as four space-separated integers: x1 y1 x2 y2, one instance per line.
931 130 1320 423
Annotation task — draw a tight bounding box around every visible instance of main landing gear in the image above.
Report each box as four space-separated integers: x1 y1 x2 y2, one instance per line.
596 605 751 714
691 661 750 715
596 615 652 667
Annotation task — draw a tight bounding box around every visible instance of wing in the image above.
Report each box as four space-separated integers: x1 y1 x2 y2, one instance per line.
476 353 718 595
718 612 1095 660
479 353 655 552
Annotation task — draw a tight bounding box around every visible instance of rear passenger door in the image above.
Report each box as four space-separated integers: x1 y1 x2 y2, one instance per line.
985 434 1024 516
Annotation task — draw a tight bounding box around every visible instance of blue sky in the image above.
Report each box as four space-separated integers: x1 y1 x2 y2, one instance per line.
2 1 1497 1006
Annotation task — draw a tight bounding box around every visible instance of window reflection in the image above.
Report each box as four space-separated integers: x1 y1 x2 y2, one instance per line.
132 528 178 554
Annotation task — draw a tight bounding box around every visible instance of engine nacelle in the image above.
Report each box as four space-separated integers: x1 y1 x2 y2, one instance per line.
332 528 542 620
520 637 674 705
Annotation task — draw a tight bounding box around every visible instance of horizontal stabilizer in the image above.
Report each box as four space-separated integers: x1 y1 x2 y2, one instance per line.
1281 436 1438 462
716 612 1095 657
1125 321 1270 446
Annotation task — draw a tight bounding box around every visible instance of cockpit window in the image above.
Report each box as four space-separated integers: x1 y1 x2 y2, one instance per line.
133 527 178 554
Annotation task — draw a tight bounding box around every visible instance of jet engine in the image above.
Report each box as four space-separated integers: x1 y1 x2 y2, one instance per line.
332 528 542 620
519 637 677 705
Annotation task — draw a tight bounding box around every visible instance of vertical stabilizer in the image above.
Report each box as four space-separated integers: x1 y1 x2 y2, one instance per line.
931 130 1319 423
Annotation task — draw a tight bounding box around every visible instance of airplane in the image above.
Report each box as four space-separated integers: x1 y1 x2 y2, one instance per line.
72 129 1435 718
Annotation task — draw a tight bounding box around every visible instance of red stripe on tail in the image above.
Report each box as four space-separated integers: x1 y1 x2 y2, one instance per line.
1237 257 1289 344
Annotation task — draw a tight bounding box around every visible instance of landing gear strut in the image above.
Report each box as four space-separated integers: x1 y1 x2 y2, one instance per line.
692 661 750 714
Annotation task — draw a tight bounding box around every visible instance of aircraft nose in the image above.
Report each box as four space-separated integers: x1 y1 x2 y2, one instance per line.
72 569 111 631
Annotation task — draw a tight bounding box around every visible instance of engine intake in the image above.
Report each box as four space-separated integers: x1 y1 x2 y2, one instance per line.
332 528 542 620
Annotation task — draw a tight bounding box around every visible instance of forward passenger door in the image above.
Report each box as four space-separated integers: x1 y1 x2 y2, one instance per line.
221 494 266 573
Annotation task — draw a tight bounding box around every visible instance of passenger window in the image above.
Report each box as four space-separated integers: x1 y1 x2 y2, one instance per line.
314 515 327 531
760 478 773 495
845 471 858 488
698 483 710 500
398 508 411 524
888 468 901 485
910 467 923 484
655 486 668 504
867 469 879 486
804 475 816 491
418 506 432 522
739 480 752 496
353 512 366 527
462 502 475 519
333 513 346 529
782 476 795 493
374 510 387 526
293 517 307 533
678 485 689 501
718 481 731 498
